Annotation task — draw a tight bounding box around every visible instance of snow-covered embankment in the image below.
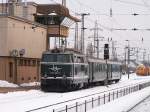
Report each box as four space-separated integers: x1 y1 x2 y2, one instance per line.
88 86 150 112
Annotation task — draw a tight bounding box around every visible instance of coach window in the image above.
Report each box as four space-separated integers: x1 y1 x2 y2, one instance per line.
74 56 77 63
99 64 101 71
96 64 98 72
77 57 82 63
112 65 115 72
75 67 77 75
104 64 106 71
80 57 84 63
100 64 102 71
81 65 85 71
70 55 74 63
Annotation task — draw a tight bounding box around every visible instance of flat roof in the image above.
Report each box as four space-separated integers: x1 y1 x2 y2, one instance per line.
0 15 47 29
37 4 80 22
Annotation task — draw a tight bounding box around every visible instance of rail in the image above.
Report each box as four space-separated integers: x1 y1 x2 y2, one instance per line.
126 90 150 112
26 81 150 112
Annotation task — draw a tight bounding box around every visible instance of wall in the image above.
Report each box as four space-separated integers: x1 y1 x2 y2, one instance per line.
0 57 40 84
6 17 47 58
15 3 37 21
0 16 46 84
17 58 40 84
0 57 15 83
0 17 7 56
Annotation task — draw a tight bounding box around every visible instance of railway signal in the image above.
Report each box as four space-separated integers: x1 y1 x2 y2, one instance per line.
104 44 109 85
104 44 109 60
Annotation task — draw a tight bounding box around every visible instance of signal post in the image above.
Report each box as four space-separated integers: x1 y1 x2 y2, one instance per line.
104 44 109 85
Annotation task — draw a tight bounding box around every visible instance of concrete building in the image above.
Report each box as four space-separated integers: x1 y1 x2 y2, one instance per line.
0 0 79 84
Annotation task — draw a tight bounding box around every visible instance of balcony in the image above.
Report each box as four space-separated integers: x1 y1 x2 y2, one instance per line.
47 25 69 37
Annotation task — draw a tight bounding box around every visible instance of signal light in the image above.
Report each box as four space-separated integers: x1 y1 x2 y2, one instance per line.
104 44 109 60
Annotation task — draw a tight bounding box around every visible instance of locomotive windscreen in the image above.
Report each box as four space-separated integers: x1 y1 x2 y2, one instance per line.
42 54 72 62
41 53 73 78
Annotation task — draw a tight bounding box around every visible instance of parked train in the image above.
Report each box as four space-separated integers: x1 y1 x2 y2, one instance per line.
40 48 122 92
136 64 150 76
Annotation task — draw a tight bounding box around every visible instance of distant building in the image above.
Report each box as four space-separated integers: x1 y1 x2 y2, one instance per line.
0 0 79 84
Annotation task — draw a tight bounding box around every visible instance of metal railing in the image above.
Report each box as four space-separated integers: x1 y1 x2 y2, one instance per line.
53 81 150 112
26 81 150 112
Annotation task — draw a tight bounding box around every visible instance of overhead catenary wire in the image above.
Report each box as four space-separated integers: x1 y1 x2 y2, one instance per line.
113 0 148 7
141 0 150 11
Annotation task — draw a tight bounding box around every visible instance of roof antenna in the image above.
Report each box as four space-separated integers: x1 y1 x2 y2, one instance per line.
62 0 66 7
24 0 27 7
23 0 28 19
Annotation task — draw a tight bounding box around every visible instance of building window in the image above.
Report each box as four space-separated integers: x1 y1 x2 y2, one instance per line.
24 60 27 66
24 26 26 30
9 62 13 78
27 60 30 66
32 60 36 66
19 59 23 66
37 61 40 66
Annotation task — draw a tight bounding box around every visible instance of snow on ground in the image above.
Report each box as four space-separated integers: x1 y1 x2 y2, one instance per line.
20 82 40 87
88 86 150 112
0 80 18 87
129 94 150 112
0 80 40 87
0 73 150 112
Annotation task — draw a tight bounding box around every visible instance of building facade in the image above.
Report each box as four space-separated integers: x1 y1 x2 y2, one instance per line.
0 0 79 84
0 1 47 84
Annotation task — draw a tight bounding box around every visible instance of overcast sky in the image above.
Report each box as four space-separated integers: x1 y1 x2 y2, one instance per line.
2 0 150 60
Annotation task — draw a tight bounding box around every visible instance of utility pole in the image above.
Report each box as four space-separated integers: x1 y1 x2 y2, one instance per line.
136 47 139 62
74 22 79 50
62 0 66 7
126 40 130 79
143 49 146 63
80 13 90 54
111 40 117 60
148 54 150 65
124 47 127 67
90 20 103 58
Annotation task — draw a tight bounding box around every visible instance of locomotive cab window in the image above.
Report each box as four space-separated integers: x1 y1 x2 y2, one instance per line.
75 56 84 63
42 54 72 63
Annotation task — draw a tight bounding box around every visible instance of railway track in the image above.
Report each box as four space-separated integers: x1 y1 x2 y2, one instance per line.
127 94 150 112
0 80 130 104
26 80 150 112
1 75 150 112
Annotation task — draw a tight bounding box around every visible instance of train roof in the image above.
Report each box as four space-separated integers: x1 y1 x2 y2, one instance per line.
43 48 85 56
88 58 122 65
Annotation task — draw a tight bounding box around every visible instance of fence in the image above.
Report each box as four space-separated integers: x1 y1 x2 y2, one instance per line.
26 81 150 112
53 81 150 112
